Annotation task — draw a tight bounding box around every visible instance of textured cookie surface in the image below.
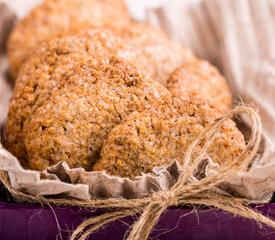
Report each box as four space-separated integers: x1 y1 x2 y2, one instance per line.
7 23 195 165
94 94 245 179
113 23 196 85
7 28 135 166
8 0 130 79
23 57 171 171
166 60 232 113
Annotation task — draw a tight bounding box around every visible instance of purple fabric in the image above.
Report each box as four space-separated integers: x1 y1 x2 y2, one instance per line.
0 201 275 240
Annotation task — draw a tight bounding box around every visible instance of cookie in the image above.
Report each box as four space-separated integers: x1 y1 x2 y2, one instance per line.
113 22 196 85
7 28 131 166
94 94 245 179
22 56 171 171
7 21 196 166
166 59 232 113
7 22 196 165
8 0 130 80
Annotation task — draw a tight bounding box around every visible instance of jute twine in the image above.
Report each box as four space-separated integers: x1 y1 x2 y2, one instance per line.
1 105 275 240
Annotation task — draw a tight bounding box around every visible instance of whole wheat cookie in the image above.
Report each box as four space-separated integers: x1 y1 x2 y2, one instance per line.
7 21 195 167
7 27 145 166
166 59 232 113
94 94 245 179
8 0 130 79
22 56 171 171
6 23 195 166
113 22 196 85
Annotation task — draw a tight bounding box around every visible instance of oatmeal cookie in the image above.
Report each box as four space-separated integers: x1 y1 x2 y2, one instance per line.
6 28 136 166
94 94 245 179
113 22 196 85
23 57 171 171
7 22 195 166
166 60 232 113
8 0 130 79
7 23 195 165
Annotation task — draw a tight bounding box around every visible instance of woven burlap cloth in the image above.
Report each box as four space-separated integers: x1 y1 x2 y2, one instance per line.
0 0 274 201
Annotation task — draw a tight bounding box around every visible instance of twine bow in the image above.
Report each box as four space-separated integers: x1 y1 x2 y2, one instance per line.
1 106 275 240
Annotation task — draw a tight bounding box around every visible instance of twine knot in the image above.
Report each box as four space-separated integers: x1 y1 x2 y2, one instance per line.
151 190 178 207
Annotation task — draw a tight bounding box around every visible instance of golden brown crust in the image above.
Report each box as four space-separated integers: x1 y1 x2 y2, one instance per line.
94 94 245 179
113 23 196 86
8 0 130 79
9 0 195 85
7 28 134 167
166 59 232 113
21 56 171 171
6 22 196 167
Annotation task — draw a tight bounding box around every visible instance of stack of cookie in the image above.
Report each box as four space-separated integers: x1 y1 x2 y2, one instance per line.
6 0 245 179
